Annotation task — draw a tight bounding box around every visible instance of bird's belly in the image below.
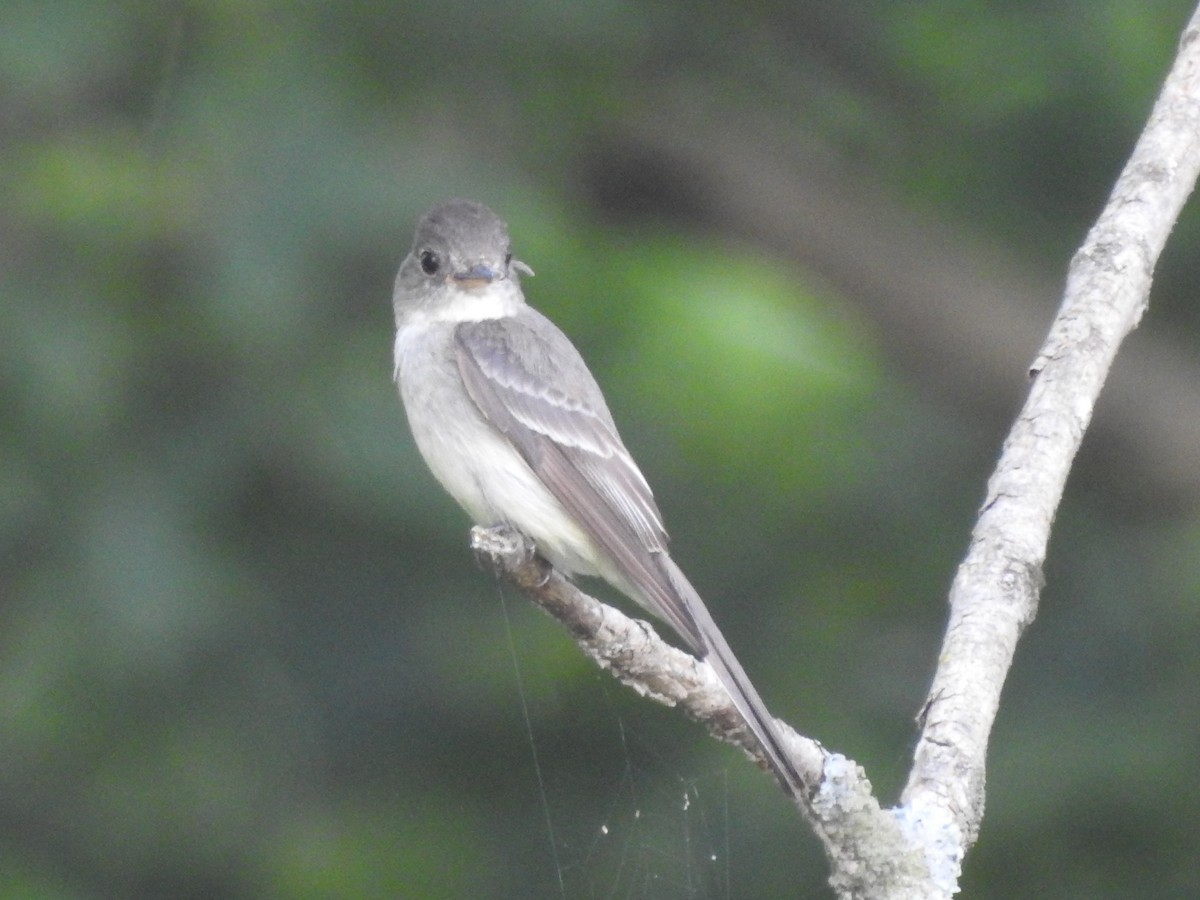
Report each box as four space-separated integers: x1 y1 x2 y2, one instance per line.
395 323 599 577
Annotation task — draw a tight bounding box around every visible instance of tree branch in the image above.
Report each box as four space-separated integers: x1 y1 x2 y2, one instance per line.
900 0 1200 886
470 525 932 897
469 524 826 786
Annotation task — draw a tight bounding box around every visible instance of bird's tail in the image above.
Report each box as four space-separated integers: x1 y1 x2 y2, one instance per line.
657 554 808 802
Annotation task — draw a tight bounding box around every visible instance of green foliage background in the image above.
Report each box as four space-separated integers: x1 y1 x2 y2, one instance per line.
2 2 1199 897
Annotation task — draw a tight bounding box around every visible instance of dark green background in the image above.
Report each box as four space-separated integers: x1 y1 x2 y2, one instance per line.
3 2 1199 897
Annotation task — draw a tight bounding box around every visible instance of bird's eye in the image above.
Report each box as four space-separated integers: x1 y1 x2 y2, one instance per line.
419 249 440 275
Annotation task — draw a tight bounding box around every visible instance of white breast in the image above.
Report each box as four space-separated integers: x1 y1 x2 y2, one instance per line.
393 321 602 578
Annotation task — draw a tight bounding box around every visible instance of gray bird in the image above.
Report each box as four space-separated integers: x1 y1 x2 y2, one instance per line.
392 199 803 799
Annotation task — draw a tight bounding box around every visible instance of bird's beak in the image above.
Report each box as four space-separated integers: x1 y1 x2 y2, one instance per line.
452 263 500 287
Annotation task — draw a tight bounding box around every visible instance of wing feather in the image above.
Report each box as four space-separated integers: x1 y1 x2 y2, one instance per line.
454 316 705 650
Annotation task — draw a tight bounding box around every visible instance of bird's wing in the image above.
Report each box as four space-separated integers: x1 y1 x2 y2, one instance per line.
454 315 705 651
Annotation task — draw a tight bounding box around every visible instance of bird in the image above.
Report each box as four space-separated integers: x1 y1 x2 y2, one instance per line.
391 198 804 799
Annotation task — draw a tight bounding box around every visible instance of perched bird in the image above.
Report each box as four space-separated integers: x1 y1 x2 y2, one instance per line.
392 199 802 798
